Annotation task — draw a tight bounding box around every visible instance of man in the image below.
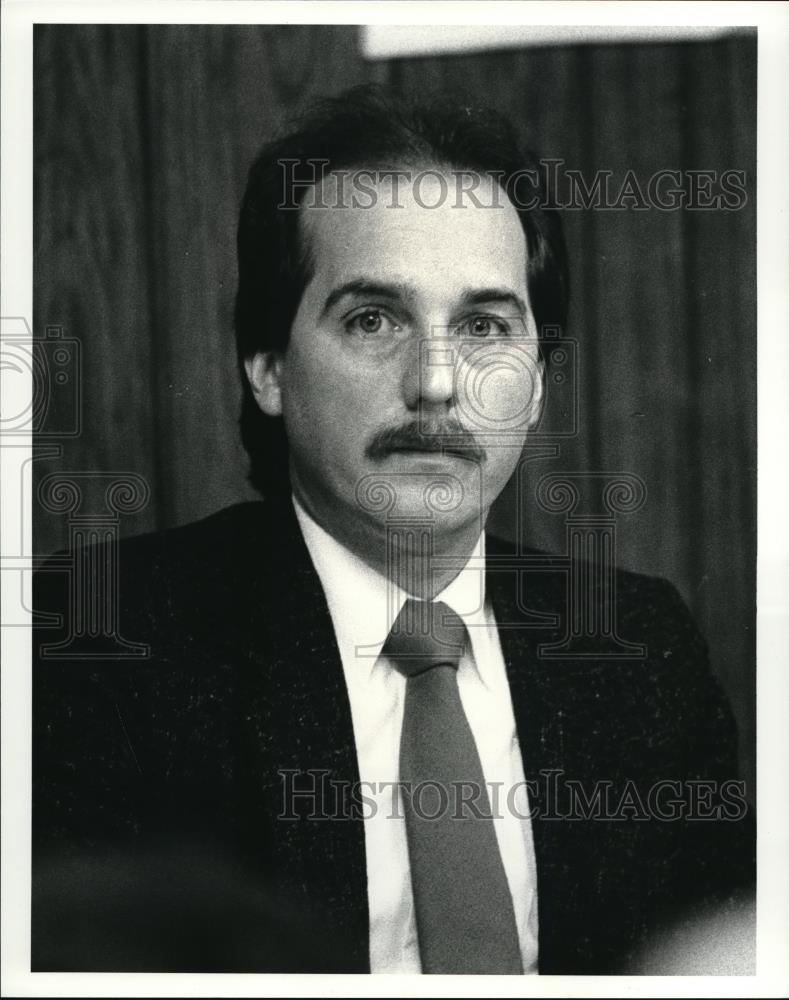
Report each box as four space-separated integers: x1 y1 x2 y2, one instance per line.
32 86 753 974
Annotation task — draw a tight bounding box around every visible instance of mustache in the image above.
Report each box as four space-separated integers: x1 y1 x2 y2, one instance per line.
366 420 486 463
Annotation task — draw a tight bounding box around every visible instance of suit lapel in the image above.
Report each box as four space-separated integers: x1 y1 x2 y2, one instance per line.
485 535 566 772
487 537 659 973
233 499 369 971
486 539 577 973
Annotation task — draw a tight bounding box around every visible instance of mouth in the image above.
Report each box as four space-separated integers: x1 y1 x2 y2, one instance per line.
385 443 481 462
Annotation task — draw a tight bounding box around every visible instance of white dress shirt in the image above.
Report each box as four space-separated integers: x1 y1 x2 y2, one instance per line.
293 498 539 974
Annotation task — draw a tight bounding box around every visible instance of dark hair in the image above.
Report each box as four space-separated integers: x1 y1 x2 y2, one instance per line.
235 84 569 496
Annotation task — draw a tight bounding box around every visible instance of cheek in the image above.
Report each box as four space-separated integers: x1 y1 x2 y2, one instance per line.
280 345 380 447
455 348 542 435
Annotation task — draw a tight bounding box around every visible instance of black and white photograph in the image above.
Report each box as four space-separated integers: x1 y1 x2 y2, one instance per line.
2 3 788 995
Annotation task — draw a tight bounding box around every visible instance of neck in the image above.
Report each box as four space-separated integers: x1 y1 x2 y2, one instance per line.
291 483 485 601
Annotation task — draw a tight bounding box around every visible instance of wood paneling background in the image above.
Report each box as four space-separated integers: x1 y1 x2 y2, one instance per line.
33 26 756 792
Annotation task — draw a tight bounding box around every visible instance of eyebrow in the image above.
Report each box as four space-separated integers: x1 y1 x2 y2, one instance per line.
460 288 528 317
320 280 529 319
320 280 415 318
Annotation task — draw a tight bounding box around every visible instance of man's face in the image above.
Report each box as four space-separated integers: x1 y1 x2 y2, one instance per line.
246 169 543 547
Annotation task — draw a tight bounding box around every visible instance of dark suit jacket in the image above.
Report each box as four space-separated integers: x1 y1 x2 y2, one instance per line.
32 498 754 973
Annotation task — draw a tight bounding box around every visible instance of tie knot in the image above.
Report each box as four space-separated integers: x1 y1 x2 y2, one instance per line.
382 598 468 678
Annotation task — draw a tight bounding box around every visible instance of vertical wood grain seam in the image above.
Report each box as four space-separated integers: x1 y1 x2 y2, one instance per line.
136 25 166 529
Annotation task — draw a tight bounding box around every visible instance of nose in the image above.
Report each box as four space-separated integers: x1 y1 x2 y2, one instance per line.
401 333 456 412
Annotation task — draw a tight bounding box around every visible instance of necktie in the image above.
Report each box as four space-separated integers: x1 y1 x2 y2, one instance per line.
382 598 523 974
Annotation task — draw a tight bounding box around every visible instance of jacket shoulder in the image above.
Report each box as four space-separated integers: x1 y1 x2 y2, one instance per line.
33 500 294 644
115 500 273 567
485 530 688 616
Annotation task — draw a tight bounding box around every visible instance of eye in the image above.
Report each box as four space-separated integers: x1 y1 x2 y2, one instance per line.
345 308 400 337
459 315 511 338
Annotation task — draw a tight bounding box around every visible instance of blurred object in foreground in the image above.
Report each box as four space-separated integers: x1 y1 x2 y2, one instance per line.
626 891 755 975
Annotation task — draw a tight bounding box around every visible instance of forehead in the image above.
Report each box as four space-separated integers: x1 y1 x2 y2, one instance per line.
298 169 529 302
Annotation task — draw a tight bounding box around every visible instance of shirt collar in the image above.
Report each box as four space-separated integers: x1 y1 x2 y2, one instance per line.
292 495 489 682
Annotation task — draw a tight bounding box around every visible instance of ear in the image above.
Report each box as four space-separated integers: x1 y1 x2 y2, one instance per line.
244 352 284 417
526 356 546 429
